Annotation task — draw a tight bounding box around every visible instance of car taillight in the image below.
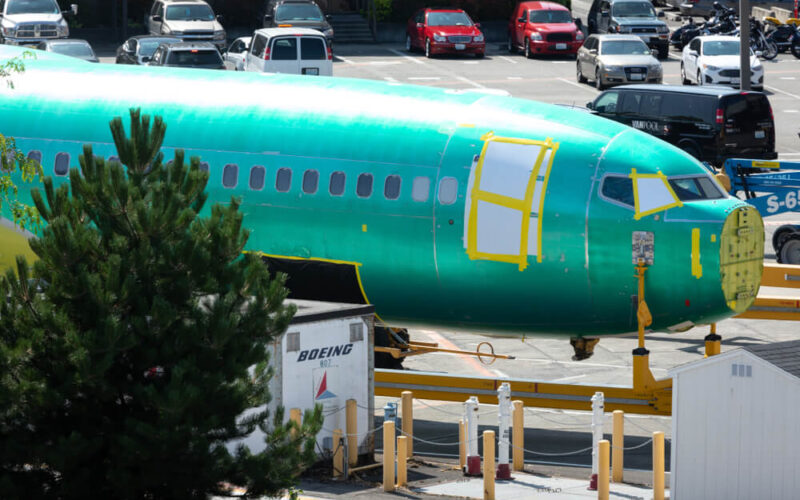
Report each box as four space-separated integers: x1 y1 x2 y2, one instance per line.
264 47 270 60
327 44 333 60
715 108 724 124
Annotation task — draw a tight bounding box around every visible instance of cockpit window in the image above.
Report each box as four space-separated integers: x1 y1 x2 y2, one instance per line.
668 176 725 201
600 175 634 207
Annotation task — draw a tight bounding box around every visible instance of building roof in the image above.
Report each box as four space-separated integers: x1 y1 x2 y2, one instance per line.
744 340 800 379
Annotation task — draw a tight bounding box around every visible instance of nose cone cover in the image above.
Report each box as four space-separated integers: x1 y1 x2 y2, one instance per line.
719 205 763 313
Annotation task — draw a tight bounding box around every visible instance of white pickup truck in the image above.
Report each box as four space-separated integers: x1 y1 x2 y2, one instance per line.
0 0 77 46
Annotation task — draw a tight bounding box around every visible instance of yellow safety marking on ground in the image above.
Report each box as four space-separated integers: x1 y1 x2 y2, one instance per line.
362 224 367 232
466 134 559 271
751 160 780 169
691 228 703 279
457 123 476 128
629 169 682 220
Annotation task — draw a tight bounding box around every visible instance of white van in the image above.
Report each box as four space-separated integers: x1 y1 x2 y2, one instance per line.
244 27 332 76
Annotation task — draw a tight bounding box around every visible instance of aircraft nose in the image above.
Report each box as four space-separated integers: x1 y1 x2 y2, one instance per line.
719 204 764 314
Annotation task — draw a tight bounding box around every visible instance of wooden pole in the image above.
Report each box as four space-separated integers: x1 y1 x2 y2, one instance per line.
332 429 344 479
397 436 408 487
598 440 610 500
612 410 624 482
346 399 358 466
401 391 413 458
512 400 524 472
383 421 395 492
459 418 466 471
290 408 302 438
653 431 665 500
483 430 495 500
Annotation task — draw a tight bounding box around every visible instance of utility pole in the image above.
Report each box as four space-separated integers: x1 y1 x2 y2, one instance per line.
740 0 751 90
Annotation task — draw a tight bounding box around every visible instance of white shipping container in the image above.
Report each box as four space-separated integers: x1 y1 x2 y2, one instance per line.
228 300 375 458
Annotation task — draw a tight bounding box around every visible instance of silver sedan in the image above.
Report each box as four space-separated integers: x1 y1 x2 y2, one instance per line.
577 34 663 90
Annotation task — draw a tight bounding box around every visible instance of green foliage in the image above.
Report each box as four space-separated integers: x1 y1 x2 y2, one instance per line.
0 52 43 232
0 109 322 499
375 0 393 22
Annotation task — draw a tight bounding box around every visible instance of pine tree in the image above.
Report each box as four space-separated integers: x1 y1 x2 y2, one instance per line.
0 109 322 499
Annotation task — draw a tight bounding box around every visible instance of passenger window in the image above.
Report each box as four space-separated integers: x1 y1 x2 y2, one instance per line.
301 38 325 60
594 92 619 114
251 35 266 56
356 173 373 198
520 10 528 21
690 38 701 52
272 38 297 60
437 177 458 205
199 162 209 172
276 167 292 192
600 175 634 207
249 165 266 190
222 164 238 188
640 94 662 117
384 175 401 200
302 169 319 194
54 152 70 176
27 150 42 165
412 176 430 202
662 94 714 123
329 171 346 196
619 93 642 115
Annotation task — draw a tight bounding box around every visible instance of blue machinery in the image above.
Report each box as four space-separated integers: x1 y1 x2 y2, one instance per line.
722 158 800 264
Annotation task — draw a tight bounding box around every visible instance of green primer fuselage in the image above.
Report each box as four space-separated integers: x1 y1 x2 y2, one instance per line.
0 47 763 337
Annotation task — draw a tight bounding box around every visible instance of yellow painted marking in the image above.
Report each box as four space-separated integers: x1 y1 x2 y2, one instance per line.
362 224 367 232
457 123 476 128
711 234 717 243
466 134 559 271
751 160 780 169
629 169 682 220
691 228 702 279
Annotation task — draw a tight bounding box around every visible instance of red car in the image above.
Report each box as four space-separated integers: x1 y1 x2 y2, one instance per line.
406 8 485 58
507 1 584 58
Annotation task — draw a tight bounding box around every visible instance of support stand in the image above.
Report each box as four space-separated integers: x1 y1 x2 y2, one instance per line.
704 323 721 357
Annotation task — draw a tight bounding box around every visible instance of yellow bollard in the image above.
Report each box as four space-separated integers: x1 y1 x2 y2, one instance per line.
512 400 524 472
290 408 302 438
332 429 344 479
397 436 408 487
612 410 624 483
459 418 466 471
402 391 413 458
653 431 665 500
383 421 395 492
346 399 358 466
598 440 610 500
483 430 495 500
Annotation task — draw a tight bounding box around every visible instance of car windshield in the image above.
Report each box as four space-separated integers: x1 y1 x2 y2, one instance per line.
139 39 177 56
167 49 222 65
6 0 59 15
702 40 740 56
611 2 656 17
529 10 572 23
275 4 324 21
427 11 473 26
50 43 95 59
165 4 214 21
601 40 651 55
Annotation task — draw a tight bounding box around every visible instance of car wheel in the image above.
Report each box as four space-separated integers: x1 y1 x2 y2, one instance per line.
658 47 668 59
507 34 515 53
406 35 412 52
778 233 800 264
524 37 531 59
577 61 587 83
425 38 432 58
595 68 605 90
680 62 689 84
697 70 704 86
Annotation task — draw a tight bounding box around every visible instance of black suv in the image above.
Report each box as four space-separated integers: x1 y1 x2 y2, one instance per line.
148 41 225 69
261 0 333 45
587 85 776 164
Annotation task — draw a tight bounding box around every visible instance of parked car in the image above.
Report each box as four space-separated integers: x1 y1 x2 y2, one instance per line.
587 85 776 163
406 7 485 58
148 41 225 70
587 0 669 58
146 0 226 51
681 35 763 90
577 35 662 89
260 0 333 46
116 35 181 65
36 38 97 62
507 1 584 57
222 36 251 71
0 0 77 46
244 27 331 75
667 0 737 19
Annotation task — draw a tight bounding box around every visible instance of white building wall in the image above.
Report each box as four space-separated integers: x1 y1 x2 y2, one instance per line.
672 351 800 500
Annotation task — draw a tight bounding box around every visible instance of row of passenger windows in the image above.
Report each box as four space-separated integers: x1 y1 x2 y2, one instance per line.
26 151 460 205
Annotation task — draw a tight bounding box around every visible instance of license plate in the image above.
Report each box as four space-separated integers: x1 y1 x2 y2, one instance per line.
731 78 740 85
556 43 567 50
630 73 644 80
755 130 765 139
455 43 465 50
302 67 319 75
